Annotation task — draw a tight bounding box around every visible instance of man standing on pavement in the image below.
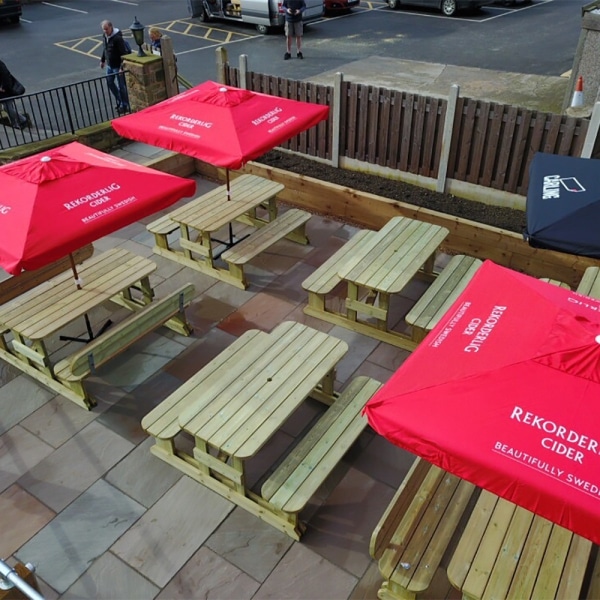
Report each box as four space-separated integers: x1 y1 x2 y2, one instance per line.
282 0 306 60
100 20 130 113
0 59 28 129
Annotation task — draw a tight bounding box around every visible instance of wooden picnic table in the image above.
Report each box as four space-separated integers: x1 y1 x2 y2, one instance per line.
147 174 287 288
303 216 449 348
0 248 158 409
447 489 593 600
142 321 362 539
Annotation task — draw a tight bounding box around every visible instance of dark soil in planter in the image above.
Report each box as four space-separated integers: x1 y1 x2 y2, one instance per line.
258 150 526 234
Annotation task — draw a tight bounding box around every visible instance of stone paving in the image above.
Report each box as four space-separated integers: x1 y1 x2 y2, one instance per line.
0 143 459 599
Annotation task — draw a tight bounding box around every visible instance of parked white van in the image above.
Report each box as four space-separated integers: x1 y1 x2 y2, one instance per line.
187 0 324 33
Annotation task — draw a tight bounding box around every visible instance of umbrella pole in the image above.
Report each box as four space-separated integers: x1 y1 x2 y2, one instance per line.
60 254 111 343
70 253 94 339
226 170 234 246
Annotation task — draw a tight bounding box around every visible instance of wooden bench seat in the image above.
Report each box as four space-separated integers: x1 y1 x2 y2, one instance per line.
584 548 600 599
302 229 374 311
222 208 311 288
370 457 476 600
53 283 195 407
147 214 180 251
577 266 600 298
261 375 382 536
406 254 482 343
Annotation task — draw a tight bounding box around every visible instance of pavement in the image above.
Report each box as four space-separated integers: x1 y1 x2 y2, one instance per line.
309 56 571 113
0 141 464 600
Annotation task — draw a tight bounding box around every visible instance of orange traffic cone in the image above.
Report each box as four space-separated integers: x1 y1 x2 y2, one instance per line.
571 76 584 108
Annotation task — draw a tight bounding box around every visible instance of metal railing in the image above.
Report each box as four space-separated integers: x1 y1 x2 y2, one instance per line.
0 73 131 150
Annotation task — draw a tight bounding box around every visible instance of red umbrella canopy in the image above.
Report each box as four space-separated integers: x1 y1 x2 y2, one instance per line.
0 141 196 274
111 81 330 169
364 260 600 545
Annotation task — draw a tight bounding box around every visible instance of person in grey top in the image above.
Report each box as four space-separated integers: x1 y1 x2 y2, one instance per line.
282 0 306 60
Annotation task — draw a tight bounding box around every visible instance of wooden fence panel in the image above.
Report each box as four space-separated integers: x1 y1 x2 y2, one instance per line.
225 67 590 197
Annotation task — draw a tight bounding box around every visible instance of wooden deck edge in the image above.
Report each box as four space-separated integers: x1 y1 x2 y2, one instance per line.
193 160 599 289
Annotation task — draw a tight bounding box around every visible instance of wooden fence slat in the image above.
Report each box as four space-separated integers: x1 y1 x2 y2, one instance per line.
378 88 392 168
367 86 380 165
421 97 439 177
410 95 426 174
347 82 359 159
400 92 414 172
356 84 370 162
544 114 563 153
447 96 465 176
456 99 477 181
506 109 531 193
481 103 503 188
493 105 517 190
557 117 577 155
387 90 403 168
471 100 491 184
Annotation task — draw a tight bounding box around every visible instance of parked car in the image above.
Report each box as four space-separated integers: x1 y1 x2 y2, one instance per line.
387 0 493 16
0 0 21 24
324 0 360 14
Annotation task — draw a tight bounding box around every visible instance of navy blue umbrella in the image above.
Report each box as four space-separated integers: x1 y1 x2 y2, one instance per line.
524 152 600 258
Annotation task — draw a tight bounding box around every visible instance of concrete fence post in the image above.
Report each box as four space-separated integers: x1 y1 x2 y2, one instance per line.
215 47 228 84
331 72 343 168
239 54 249 89
437 84 459 194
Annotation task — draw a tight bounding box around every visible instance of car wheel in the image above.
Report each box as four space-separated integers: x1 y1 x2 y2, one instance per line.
256 23 270 34
199 8 211 22
388 0 400 9
8 15 20 24
441 0 457 16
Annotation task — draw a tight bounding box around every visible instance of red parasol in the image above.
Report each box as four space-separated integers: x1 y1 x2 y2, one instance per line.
364 260 600 545
0 141 196 276
111 81 329 243
111 80 330 172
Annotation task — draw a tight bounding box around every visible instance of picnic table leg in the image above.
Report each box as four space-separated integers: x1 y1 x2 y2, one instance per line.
231 457 246 495
423 254 436 276
180 224 194 260
307 291 326 313
377 292 390 331
0 331 10 353
139 276 155 305
266 198 278 222
308 368 339 405
201 231 217 269
347 282 359 322
192 440 211 476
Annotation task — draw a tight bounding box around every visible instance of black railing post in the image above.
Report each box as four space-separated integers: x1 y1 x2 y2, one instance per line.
61 85 77 134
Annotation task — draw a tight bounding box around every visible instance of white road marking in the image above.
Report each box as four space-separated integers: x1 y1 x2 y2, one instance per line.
41 2 88 13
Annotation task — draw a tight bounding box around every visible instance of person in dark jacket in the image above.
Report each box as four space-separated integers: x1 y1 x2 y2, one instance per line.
282 0 306 60
100 20 130 112
0 59 27 129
